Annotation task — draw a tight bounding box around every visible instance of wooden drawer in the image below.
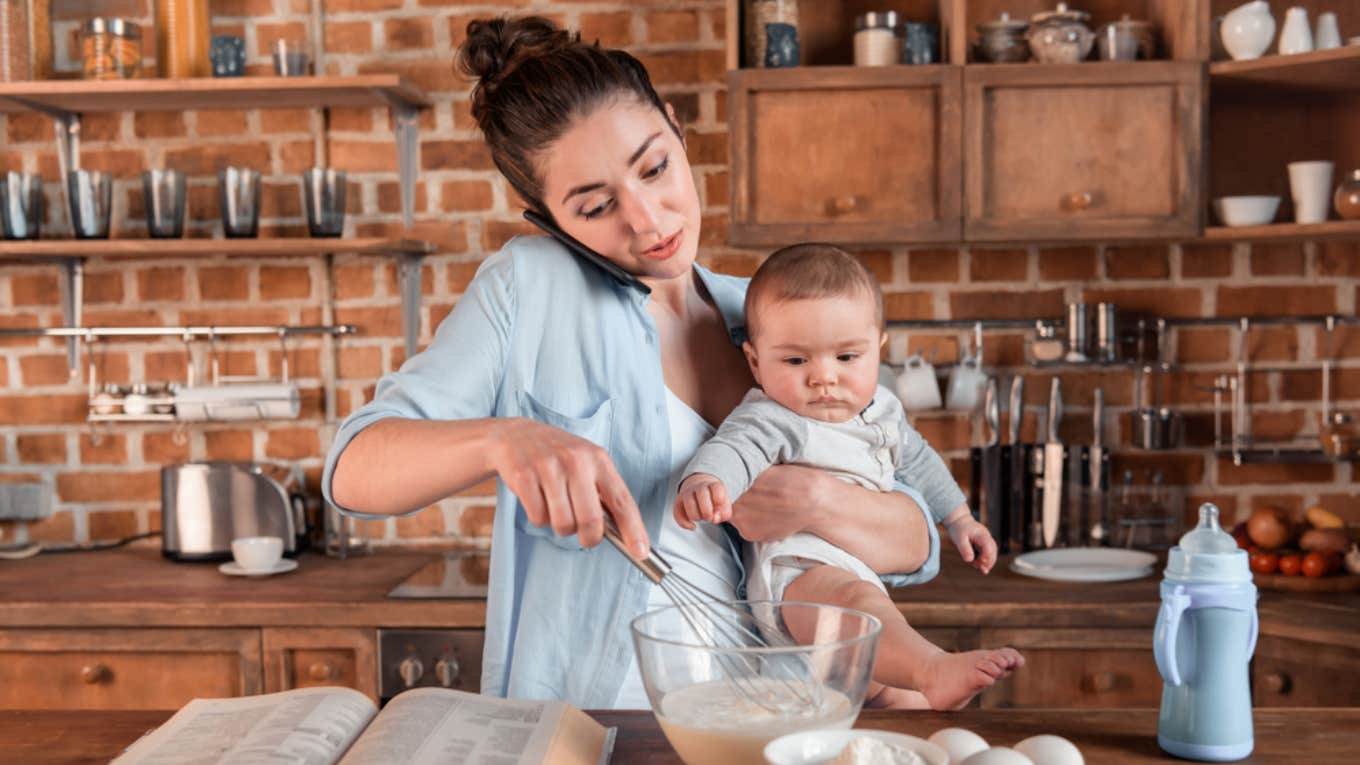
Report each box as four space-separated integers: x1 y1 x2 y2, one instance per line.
0 628 262 710
263 627 378 703
977 628 1162 709
1253 635 1360 707
963 62 1202 242
729 66 962 245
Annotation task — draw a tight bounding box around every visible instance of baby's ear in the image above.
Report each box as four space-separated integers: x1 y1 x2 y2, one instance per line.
742 341 762 384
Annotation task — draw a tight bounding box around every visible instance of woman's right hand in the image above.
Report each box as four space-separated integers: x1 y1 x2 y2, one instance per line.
489 418 649 557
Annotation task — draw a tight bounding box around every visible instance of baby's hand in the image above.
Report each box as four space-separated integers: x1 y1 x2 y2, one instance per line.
947 515 998 574
673 474 732 531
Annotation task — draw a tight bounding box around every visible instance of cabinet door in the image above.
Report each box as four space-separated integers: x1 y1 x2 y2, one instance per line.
977 628 1162 708
729 66 962 245
262 627 378 703
0 628 262 710
1253 635 1360 707
963 62 1203 241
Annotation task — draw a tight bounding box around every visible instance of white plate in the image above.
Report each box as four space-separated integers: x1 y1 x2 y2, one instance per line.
765 729 949 765
1010 548 1156 582
219 559 299 577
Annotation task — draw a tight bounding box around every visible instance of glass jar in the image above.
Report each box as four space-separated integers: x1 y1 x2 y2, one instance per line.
81 18 142 80
744 0 799 68
1 0 32 82
1334 169 1360 220
156 0 211 78
854 11 899 66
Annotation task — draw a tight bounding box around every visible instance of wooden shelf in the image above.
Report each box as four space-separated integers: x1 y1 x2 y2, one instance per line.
1210 45 1360 93
1203 220 1360 242
0 237 435 262
0 75 429 115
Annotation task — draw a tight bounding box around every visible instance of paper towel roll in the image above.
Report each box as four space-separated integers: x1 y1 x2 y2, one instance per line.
174 383 301 421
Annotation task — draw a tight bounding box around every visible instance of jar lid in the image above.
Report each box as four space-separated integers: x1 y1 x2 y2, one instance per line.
83 18 142 40
1032 2 1090 25
977 12 1028 33
1109 13 1152 31
855 11 900 31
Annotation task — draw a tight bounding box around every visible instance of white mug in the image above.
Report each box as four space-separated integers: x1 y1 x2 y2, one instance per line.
895 354 942 411
1279 7 1313 55
1315 12 1342 50
231 536 283 571
945 350 987 411
1288 160 1335 224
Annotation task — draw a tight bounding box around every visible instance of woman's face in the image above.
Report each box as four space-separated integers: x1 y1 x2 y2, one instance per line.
539 98 701 282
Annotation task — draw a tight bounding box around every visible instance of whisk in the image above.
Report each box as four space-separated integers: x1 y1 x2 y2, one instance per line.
602 515 822 714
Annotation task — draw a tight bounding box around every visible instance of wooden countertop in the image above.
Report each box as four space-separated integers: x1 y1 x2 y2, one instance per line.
5 708 1356 764
0 546 1355 644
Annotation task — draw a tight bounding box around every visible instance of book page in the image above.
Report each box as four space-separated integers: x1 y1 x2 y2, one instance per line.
338 688 610 765
113 686 377 765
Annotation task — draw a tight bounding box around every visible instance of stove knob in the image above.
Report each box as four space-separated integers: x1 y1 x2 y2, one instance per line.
435 657 460 688
399 657 424 688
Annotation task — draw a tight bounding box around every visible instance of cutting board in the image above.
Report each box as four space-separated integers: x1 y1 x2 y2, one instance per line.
1253 571 1360 593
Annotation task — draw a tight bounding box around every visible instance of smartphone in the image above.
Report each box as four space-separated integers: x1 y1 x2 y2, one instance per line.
522 209 650 293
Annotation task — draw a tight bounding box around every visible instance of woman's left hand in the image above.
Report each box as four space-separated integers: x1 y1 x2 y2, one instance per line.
727 465 826 542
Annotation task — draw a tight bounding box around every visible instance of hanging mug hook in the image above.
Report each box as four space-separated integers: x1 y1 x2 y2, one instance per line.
277 329 290 384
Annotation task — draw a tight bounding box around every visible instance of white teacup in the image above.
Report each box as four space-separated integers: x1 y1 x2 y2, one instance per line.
895 354 942 411
1288 160 1334 224
231 536 283 571
945 351 987 411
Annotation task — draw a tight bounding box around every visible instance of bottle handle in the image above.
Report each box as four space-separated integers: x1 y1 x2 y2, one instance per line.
1155 586 1191 687
1246 606 1258 658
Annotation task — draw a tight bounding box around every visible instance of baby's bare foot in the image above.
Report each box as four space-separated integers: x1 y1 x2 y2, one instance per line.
919 648 1024 711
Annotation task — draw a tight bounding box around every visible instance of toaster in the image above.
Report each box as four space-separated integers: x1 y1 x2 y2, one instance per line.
161 461 309 561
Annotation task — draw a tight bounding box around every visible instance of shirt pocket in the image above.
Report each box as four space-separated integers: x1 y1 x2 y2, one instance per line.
513 391 615 551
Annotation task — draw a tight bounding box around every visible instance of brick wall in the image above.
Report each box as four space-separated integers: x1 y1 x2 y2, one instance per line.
1 1 1356 551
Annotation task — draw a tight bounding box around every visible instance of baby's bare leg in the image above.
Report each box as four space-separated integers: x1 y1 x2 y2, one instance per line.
782 564 1024 711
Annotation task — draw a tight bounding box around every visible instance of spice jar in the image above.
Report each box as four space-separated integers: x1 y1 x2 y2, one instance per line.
744 0 799 68
1 0 32 82
976 12 1030 63
1334 169 1360 220
156 0 211 78
82 18 142 80
854 11 899 67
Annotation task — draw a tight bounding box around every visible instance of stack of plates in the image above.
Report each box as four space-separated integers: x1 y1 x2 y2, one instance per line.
1010 548 1157 582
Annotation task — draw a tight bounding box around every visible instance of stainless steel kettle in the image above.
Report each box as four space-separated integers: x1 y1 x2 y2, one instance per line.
161 461 309 561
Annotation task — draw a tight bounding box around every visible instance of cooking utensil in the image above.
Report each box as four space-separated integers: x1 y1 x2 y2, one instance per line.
1041 378 1065 548
1006 376 1026 554
1089 388 1111 544
601 514 819 715
981 378 1004 545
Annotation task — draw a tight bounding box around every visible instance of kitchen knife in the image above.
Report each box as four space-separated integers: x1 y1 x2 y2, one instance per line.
1007 376 1026 554
1089 387 1111 544
1041 378 1064 548
982 378 1004 545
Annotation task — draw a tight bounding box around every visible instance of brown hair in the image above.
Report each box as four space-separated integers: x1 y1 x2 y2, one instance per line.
456 16 679 215
745 243 884 340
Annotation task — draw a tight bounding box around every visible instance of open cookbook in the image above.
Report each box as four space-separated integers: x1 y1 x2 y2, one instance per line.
112 685 616 765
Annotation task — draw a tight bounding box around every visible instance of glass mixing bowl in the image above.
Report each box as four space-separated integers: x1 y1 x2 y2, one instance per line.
631 600 881 765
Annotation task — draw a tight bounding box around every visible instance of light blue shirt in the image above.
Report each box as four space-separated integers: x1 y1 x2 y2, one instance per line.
321 235 940 709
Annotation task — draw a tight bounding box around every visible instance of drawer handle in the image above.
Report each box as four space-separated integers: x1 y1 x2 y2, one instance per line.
827 195 861 216
81 664 111 685
1263 672 1292 695
1090 671 1118 693
1060 191 1094 212
307 661 335 682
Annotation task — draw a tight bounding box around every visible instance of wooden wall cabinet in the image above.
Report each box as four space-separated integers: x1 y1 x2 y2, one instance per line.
1252 634 1360 707
262 628 379 703
0 629 262 711
976 628 1163 709
963 62 1204 242
728 66 963 246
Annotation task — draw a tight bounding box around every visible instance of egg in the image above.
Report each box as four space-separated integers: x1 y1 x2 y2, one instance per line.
959 748 1035 765
928 728 989 764
1014 734 1084 765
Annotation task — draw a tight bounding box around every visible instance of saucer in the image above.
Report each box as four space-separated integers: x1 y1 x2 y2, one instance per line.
219 558 298 577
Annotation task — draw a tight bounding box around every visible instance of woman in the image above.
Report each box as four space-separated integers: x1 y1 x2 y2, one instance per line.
322 16 940 710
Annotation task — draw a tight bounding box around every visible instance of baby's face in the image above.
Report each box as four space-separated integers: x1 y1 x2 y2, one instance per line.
744 293 884 423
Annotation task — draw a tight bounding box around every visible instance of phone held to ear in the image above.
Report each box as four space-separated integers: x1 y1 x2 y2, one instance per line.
522 209 650 293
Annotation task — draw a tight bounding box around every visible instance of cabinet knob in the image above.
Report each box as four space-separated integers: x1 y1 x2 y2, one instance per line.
827 195 861 216
1060 191 1094 212
1263 672 1292 695
435 657 461 688
1090 671 1118 693
399 657 424 688
307 661 334 682
81 664 111 685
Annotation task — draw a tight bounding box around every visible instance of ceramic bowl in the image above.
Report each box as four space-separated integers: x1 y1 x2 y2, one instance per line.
765 729 950 765
1213 195 1281 226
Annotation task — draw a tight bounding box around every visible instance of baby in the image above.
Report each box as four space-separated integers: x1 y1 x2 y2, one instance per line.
674 243 1023 710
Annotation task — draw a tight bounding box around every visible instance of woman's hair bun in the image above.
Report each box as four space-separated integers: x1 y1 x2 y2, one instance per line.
457 16 576 90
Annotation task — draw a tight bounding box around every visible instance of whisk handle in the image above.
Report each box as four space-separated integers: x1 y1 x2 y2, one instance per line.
602 514 670 584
